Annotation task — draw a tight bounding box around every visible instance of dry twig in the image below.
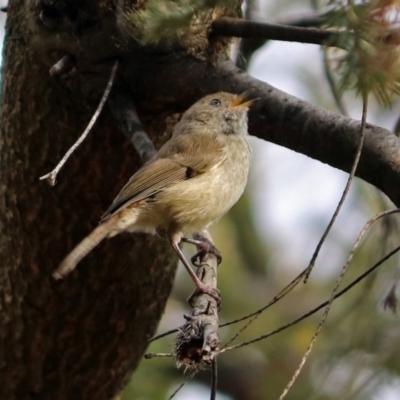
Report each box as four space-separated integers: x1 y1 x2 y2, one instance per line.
221 240 400 353
278 97 368 399
174 231 220 370
304 97 367 281
39 60 119 186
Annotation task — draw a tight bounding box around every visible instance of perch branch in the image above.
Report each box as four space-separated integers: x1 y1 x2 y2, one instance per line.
39 60 119 186
174 231 220 370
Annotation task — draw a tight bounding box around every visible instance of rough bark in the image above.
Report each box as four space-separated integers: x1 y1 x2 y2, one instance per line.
2 0 400 399
0 1 238 399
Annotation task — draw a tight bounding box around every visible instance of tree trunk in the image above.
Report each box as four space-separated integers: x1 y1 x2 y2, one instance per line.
0 0 209 398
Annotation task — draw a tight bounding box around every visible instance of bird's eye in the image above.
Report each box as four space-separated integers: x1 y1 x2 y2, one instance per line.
210 98 221 106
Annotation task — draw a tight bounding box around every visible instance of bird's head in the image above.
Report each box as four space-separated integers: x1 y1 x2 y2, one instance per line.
178 92 255 136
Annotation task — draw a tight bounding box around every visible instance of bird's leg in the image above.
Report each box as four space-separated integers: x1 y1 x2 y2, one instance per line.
170 240 221 306
181 237 222 266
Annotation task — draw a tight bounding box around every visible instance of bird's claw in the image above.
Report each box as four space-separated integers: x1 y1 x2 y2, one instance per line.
191 242 222 266
187 283 221 308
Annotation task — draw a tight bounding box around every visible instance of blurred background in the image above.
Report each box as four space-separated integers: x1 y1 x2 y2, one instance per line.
2 1 400 399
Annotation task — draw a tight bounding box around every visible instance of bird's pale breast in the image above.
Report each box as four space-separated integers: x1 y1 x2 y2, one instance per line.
135 135 252 236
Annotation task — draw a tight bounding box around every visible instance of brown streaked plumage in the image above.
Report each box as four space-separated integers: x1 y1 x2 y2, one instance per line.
53 92 253 301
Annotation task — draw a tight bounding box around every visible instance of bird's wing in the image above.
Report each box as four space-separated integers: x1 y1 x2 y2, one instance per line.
100 135 225 221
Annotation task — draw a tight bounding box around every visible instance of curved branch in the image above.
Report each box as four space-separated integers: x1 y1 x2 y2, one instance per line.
215 61 400 206
125 56 400 207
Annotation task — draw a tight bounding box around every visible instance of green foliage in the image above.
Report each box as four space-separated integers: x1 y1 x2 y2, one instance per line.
134 0 237 44
325 0 400 105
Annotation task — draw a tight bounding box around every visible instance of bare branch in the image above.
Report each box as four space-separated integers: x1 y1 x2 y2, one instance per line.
39 60 119 186
107 86 157 162
304 97 367 281
278 98 368 399
210 358 217 400
222 269 305 346
209 61 400 207
210 17 340 47
222 207 400 351
221 222 400 353
147 328 180 343
168 371 198 400
127 54 400 206
174 231 220 370
143 353 173 359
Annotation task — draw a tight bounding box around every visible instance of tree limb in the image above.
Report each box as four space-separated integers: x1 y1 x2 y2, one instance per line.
217 62 400 207
124 55 400 207
175 231 220 369
210 17 339 47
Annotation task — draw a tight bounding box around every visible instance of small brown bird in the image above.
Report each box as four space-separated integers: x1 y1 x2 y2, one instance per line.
53 92 253 300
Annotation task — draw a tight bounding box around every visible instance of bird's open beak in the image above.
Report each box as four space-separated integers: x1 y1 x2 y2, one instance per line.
228 93 256 109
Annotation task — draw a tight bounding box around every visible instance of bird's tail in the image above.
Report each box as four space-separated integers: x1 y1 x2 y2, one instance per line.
53 220 113 280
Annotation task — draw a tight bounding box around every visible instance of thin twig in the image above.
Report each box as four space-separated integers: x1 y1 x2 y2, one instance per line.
304 95 367 282
147 328 180 343
169 382 186 400
149 264 311 351
221 269 307 328
278 96 369 400
152 209 400 353
143 352 173 359
221 230 400 354
168 370 199 400
222 268 306 346
39 60 119 186
210 359 217 400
